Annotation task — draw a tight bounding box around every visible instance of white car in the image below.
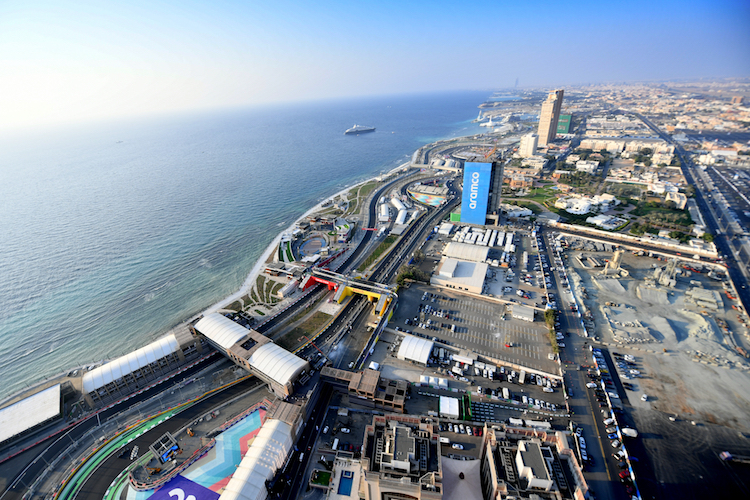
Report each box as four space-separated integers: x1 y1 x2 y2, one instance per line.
611 439 621 448
586 382 598 389
322 426 329 434
341 428 351 434
641 394 649 402
452 443 464 450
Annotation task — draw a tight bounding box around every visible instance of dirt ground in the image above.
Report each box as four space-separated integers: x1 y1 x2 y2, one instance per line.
565 246 750 432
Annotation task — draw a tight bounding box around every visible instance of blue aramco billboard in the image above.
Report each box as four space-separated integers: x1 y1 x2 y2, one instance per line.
460 162 492 225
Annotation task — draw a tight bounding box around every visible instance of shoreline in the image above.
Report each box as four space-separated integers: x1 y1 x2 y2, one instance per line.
1 147 426 408
0 162 412 408
194 161 412 320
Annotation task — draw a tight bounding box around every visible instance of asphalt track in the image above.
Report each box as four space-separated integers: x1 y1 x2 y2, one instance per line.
68 376 262 500
257 171 417 336
1 354 221 500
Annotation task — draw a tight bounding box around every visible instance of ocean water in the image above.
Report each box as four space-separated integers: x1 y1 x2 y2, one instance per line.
0 91 488 400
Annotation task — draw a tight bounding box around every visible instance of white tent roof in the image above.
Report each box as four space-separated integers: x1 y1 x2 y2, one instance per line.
396 334 434 365
439 395 459 419
82 335 179 394
443 242 489 263
220 418 293 500
0 384 60 443
194 313 250 349
248 343 308 388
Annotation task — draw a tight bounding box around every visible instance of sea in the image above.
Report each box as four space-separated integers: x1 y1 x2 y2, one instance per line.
0 90 492 401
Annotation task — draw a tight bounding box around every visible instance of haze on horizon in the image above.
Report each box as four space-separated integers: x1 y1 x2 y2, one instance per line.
1 0 749 131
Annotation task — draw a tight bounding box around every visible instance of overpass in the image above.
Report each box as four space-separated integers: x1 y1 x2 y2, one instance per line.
303 268 395 316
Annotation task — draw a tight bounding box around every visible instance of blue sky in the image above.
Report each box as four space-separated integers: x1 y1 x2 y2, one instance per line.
1 0 748 129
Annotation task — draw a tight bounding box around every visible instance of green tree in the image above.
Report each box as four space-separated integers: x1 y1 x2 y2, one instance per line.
396 265 429 285
701 233 715 243
544 309 556 328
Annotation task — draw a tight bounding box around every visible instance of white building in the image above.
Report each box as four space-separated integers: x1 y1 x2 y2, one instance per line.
522 156 547 170
665 191 688 209
499 203 533 218
431 257 489 294
554 197 592 215
575 160 599 174
516 440 553 491
519 133 538 158
511 304 535 322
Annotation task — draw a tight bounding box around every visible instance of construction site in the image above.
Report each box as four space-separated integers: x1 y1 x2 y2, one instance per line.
564 239 750 431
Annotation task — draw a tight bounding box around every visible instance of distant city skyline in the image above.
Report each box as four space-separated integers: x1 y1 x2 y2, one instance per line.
1 0 749 130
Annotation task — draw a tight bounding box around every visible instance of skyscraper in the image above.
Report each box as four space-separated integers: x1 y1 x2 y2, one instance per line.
537 89 564 146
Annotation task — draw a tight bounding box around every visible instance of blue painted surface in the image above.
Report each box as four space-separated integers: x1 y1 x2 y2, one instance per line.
460 162 492 225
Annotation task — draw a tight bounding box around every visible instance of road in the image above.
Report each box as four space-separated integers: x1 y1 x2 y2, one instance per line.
257 170 418 335
68 376 263 500
538 228 629 500
0 354 222 500
633 112 750 314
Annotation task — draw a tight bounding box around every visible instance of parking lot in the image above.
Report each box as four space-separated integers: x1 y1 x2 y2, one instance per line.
391 282 559 373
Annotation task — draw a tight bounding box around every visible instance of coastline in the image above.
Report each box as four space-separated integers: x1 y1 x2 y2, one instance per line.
199 160 412 319
0 156 417 409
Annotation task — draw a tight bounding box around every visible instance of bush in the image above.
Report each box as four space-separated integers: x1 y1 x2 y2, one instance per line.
396 265 429 285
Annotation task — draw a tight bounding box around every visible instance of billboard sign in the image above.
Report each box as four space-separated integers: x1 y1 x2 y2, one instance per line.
147 475 220 500
460 162 492 225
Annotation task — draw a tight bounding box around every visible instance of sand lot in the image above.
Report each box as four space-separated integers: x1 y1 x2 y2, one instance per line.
566 247 750 431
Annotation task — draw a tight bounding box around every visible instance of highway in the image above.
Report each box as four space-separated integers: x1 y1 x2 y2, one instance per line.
538 228 629 500
256 170 417 336
298 178 460 364
633 112 750 314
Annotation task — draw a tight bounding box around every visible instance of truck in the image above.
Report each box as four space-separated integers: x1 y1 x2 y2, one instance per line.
439 437 451 444
519 371 526 384
502 387 510 400
332 438 339 451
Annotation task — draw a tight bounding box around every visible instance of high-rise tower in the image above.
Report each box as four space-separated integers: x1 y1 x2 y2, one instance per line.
537 89 564 146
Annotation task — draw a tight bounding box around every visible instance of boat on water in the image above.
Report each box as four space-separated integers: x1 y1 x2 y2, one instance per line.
345 124 375 135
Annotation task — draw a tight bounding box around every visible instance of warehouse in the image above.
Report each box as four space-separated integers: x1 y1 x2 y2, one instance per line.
430 257 488 294
443 242 490 263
